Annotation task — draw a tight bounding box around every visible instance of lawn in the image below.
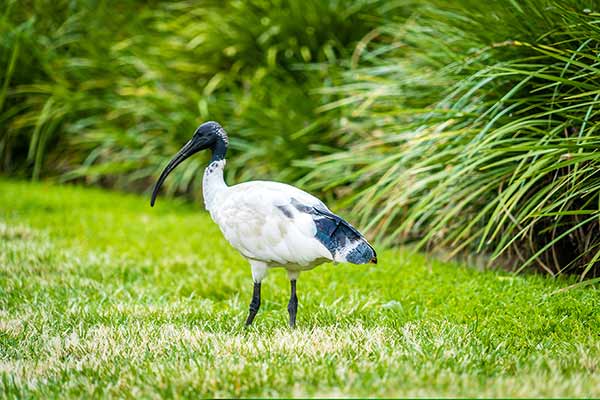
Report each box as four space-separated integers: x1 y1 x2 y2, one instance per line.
1 179 599 398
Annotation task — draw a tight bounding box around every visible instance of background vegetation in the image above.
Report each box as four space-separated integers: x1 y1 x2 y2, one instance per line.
307 0 600 279
1 0 599 277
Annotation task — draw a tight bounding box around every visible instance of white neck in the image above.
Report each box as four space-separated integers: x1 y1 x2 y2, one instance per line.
203 159 227 211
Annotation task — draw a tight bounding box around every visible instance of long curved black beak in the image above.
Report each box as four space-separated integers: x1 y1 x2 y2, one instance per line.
150 137 207 207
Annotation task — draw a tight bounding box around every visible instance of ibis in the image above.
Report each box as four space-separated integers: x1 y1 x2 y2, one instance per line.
150 121 376 327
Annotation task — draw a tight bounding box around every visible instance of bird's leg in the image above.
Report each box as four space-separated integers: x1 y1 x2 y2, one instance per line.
245 282 261 326
287 279 298 328
246 261 267 326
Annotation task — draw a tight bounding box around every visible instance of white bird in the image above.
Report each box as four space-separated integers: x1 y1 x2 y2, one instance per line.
151 121 376 327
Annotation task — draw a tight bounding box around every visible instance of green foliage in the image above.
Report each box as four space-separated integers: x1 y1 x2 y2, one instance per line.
2 0 599 278
1 179 599 397
305 1 600 277
0 0 389 195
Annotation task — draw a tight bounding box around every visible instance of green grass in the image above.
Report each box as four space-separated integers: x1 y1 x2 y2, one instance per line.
1 179 599 398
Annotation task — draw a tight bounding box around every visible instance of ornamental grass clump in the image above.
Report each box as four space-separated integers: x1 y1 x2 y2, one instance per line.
306 1 600 278
0 0 389 194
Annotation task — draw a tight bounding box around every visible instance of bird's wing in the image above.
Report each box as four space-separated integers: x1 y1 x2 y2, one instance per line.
210 181 332 266
211 181 375 265
288 196 377 264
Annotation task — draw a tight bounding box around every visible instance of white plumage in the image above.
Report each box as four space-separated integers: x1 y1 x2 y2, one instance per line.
151 121 376 327
205 160 331 270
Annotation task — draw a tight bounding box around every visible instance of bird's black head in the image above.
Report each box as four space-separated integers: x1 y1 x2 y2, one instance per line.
150 121 228 207
193 121 229 147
